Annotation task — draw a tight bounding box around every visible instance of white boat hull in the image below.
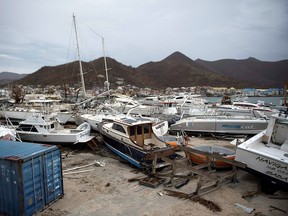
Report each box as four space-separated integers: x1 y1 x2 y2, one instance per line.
170 117 268 135
235 112 288 188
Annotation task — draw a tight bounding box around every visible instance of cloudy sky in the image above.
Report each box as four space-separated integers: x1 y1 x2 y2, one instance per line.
1 0 288 74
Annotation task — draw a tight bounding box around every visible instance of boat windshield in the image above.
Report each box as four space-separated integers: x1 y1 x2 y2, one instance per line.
112 123 126 134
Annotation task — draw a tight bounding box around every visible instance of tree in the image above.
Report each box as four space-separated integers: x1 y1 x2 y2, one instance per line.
11 85 25 104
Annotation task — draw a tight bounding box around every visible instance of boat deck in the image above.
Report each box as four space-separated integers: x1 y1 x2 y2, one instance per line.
238 131 288 162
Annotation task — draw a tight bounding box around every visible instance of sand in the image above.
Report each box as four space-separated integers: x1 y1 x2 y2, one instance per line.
37 137 288 216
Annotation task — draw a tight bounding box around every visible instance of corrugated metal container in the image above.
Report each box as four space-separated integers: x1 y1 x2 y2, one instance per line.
0 141 64 216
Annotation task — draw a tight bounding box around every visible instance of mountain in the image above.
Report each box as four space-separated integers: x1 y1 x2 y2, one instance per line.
0 72 28 85
136 52 243 88
10 52 287 89
195 57 288 88
13 57 148 89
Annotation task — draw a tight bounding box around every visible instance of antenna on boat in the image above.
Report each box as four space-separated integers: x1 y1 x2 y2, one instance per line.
72 13 86 98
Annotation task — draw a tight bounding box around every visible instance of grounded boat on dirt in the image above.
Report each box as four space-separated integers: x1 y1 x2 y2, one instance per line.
188 145 236 168
16 113 94 144
235 110 288 190
98 116 175 169
169 112 268 136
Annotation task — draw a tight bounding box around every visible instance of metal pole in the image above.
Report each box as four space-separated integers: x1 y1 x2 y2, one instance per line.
73 13 86 98
102 37 110 92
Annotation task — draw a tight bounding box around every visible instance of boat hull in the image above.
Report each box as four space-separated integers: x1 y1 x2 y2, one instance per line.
100 130 174 169
170 118 268 135
188 145 235 168
17 123 93 144
235 131 288 188
102 134 146 168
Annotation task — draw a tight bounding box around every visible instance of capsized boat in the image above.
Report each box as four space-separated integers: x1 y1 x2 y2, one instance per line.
16 113 94 144
98 116 175 169
235 109 288 190
169 111 268 136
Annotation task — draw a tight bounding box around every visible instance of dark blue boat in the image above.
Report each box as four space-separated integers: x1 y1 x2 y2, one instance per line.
98 117 175 169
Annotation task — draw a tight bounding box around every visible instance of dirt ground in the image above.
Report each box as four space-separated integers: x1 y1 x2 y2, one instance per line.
38 137 288 216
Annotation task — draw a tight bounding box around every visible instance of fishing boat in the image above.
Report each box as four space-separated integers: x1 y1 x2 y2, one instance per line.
169 111 268 136
16 113 94 144
98 116 175 169
235 109 288 190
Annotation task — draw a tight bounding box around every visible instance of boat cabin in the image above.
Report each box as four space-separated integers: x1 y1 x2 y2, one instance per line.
110 117 167 149
262 111 288 149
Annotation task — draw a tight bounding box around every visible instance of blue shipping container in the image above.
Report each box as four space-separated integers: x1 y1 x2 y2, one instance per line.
0 141 64 216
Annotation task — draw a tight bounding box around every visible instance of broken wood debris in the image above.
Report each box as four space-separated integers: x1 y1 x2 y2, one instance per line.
63 160 106 175
269 205 287 214
63 168 95 175
242 190 259 199
268 195 288 200
164 189 222 212
139 177 166 188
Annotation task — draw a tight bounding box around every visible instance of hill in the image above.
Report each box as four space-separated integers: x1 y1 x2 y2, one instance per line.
136 52 244 88
195 57 288 88
0 72 28 85
10 52 288 89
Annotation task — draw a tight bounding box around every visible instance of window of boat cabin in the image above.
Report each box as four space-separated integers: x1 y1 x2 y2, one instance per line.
112 123 126 134
18 125 38 132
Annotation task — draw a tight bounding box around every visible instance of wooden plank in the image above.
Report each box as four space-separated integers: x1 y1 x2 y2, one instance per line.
144 148 175 160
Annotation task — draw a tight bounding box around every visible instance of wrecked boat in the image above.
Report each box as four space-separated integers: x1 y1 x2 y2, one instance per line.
98 116 175 169
235 109 288 191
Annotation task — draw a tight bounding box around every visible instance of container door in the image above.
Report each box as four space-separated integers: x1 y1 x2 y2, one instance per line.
22 156 45 216
0 160 24 216
43 149 64 205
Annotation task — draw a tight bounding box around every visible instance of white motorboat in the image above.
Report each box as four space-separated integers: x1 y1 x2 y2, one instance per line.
0 99 73 123
215 101 279 118
75 106 126 131
235 109 288 191
169 111 268 136
16 113 94 144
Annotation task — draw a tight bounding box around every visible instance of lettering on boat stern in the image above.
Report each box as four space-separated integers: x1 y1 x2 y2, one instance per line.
256 156 288 182
222 125 253 129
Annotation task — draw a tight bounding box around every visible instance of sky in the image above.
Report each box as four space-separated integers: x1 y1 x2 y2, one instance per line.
0 0 288 74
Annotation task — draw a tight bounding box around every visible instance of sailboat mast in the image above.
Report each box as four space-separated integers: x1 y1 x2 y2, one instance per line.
73 13 86 97
102 37 110 92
